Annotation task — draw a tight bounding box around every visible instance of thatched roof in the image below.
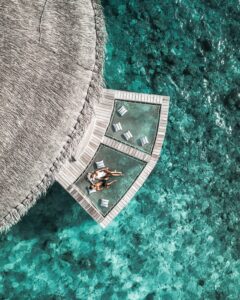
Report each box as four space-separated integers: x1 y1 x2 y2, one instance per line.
0 0 105 232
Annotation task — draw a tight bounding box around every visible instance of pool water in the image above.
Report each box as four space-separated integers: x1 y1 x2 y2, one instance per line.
0 0 240 299
75 144 146 216
106 100 161 154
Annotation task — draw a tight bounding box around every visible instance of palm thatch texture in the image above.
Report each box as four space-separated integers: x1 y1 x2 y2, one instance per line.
0 0 106 232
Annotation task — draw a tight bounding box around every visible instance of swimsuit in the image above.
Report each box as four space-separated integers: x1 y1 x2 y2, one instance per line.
101 179 108 188
95 170 106 179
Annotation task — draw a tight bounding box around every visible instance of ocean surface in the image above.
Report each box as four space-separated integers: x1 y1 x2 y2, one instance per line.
1 0 240 299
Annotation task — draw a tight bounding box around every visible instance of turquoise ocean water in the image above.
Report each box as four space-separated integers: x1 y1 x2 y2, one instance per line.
1 1 240 299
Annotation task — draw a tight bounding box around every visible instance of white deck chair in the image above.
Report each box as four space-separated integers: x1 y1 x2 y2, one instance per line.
117 105 128 117
140 136 149 146
112 122 122 132
100 199 109 208
123 130 133 141
95 160 105 169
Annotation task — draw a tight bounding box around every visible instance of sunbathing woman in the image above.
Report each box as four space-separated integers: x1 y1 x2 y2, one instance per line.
90 178 117 192
88 167 123 182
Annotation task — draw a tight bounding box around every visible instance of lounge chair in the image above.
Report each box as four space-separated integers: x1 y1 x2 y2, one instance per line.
95 160 105 169
100 199 109 208
140 136 149 146
112 122 122 132
123 130 133 141
117 105 128 117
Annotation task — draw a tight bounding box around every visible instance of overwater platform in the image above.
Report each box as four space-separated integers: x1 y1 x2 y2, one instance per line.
56 89 169 227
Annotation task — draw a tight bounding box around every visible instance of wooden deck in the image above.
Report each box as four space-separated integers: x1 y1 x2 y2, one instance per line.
56 89 170 228
55 89 115 188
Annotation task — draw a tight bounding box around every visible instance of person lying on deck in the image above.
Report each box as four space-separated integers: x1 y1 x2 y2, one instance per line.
89 178 117 192
89 167 123 181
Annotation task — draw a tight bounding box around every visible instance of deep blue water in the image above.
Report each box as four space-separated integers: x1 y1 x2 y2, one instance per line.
0 1 240 299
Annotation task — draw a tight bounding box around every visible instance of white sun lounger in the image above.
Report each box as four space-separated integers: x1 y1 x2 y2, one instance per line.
95 160 105 169
100 199 109 208
140 136 149 146
117 105 128 117
112 122 122 132
123 130 133 141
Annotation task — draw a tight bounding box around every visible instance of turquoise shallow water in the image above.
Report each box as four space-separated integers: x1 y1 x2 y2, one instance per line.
1 0 240 299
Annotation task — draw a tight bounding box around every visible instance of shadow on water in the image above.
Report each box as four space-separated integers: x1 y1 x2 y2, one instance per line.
4 182 93 241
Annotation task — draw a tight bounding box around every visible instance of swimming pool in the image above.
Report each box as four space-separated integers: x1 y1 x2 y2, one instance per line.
74 144 146 216
106 100 161 154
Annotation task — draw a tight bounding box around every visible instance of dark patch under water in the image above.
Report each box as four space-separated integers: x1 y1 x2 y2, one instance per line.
0 0 239 299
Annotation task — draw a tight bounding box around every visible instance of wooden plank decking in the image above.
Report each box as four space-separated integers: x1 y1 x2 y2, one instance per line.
55 89 115 188
56 89 170 228
108 89 165 104
102 136 151 162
